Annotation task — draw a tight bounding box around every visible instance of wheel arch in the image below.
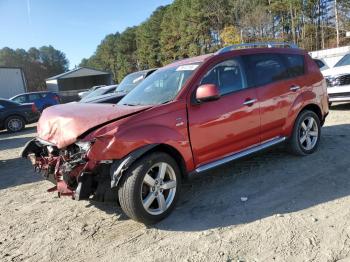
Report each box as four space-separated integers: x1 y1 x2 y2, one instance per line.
5 114 26 124
110 143 188 189
300 103 323 123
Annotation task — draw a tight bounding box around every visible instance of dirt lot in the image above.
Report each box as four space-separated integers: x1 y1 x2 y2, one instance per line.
1 104 350 262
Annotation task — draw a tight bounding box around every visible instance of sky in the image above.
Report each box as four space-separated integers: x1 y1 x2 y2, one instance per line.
0 0 173 68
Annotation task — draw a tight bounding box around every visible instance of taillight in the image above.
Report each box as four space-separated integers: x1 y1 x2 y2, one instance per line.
31 104 38 112
53 95 60 103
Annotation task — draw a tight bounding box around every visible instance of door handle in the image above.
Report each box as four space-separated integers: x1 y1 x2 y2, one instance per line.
243 98 257 106
290 85 301 92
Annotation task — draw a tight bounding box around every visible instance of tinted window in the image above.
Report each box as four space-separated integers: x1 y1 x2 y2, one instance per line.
335 54 350 67
201 58 246 95
314 59 325 68
28 94 41 102
243 54 289 87
12 95 27 103
283 54 305 77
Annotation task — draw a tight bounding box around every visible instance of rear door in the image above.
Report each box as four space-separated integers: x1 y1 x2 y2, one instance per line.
242 53 302 141
188 57 260 167
28 93 43 109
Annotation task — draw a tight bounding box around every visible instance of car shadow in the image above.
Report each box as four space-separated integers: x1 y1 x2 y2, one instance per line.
2 123 350 231
153 123 350 231
0 157 41 190
329 102 350 111
0 136 35 151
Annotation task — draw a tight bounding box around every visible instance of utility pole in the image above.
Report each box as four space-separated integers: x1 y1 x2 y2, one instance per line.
335 0 340 47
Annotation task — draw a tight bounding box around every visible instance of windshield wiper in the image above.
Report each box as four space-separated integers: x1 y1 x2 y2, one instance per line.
122 103 140 106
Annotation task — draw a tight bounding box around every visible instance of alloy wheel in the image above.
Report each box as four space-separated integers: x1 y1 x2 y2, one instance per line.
8 118 23 132
299 116 319 151
141 162 177 215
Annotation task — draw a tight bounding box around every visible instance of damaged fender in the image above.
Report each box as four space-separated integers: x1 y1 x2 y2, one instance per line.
110 144 159 188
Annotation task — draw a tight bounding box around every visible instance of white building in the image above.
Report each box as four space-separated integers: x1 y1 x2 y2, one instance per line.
0 67 27 99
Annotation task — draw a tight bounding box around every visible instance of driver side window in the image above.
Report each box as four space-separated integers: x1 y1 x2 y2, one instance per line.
201 58 246 96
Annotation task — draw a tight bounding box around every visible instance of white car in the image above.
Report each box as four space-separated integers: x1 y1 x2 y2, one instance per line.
322 54 350 103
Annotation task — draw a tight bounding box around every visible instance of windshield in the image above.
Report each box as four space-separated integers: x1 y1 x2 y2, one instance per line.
115 72 146 93
119 63 200 106
335 54 350 67
81 86 115 101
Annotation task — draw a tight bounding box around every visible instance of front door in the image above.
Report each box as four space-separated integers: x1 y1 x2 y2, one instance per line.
188 57 261 168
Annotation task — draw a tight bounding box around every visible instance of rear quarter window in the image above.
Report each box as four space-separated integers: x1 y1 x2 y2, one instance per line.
283 54 305 77
28 94 41 101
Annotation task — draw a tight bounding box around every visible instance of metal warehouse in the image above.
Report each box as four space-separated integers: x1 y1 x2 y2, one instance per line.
46 67 112 102
0 67 27 99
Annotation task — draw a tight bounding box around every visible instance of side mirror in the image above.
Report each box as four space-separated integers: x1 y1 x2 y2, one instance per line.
196 84 220 103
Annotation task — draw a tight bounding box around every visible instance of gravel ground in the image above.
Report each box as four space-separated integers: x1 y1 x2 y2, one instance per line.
1 104 350 262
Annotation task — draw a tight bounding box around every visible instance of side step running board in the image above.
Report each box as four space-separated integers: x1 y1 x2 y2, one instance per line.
195 137 287 173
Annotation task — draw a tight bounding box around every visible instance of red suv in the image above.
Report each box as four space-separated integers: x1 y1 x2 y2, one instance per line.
22 43 329 224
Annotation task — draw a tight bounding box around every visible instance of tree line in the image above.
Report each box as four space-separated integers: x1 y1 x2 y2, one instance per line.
81 0 350 83
0 46 69 92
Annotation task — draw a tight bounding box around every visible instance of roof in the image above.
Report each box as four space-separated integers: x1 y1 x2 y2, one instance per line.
46 67 110 81
164 54 213 68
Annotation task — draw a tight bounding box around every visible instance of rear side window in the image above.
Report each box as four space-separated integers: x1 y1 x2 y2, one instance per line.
201 58 246 96
243 54 289 87
283 54 305 77
28 94 41 102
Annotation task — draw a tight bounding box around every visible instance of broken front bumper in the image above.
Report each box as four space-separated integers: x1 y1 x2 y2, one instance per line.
21 138 103 200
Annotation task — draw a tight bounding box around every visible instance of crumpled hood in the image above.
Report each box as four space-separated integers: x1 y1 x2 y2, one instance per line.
322 65 350 77
37 103 150 148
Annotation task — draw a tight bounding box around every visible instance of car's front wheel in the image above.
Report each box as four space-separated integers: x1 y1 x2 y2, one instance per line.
118 152 181 224
5 116 25 133
288 110 321 155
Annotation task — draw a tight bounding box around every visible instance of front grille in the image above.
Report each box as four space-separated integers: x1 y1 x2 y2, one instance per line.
326 74 350 87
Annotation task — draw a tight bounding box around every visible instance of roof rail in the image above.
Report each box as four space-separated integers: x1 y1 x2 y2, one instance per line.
216 42 298 55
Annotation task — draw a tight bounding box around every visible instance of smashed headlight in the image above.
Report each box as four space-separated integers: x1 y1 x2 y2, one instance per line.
75 141 92 152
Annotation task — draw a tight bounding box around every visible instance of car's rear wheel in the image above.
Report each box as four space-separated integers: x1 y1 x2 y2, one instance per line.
5 116 25 133
118 152 181 224
288 110 321 156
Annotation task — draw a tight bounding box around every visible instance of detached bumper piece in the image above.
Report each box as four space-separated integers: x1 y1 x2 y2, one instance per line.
21 139 108 200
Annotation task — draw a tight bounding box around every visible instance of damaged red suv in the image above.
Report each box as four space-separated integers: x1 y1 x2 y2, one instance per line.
22 43 329 224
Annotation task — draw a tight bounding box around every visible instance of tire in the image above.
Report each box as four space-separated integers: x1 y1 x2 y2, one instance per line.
118 152 181 224
287 110 321 156
5 116 25 133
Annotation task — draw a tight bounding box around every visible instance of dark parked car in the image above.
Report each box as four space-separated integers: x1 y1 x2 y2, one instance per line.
82 69 157 104
10 91 60 112
0 99 40 132
80 85 117 103
78 85 106 99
